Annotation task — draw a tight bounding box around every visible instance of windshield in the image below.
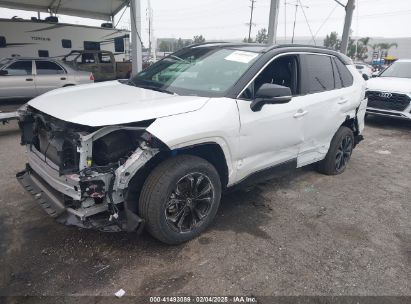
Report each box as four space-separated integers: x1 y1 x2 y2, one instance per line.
379 61 411 78
130 47 261 97
63 52 81 62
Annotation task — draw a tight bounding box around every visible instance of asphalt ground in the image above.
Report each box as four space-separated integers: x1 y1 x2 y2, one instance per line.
0 107 410 300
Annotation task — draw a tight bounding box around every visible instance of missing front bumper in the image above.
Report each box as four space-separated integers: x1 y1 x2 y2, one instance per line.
16 165 144 233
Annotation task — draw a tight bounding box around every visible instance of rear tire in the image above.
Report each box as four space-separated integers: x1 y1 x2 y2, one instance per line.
317 126 354 175
138 155 221 244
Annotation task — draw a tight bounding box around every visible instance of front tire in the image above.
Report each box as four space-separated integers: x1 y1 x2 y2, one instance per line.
139 155 222 244
317 126 354 175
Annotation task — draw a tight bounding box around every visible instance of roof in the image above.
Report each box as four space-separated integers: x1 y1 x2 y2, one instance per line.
4 56 57 60
0 0 129 20
187 42 352 64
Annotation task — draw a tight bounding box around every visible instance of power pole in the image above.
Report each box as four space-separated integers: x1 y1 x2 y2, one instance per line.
248 0 256 42
284 0 287 42
267 0 280 44
288 1 307 44
340 0 355 54
130 0 142 75
291 3 298 44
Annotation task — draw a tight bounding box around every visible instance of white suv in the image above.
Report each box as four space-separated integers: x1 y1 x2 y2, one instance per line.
366 59 411 120
17 43 367 244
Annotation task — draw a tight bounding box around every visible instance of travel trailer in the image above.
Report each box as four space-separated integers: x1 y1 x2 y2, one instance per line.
0 17 130 61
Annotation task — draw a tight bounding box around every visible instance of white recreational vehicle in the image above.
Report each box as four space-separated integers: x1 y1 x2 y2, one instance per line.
0 17 130 61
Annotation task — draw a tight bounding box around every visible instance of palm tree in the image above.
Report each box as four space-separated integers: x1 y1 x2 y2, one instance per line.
377 42 398 57
356 37 371 60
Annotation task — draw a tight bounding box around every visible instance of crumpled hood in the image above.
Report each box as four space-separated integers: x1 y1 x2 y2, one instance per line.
366 77 411 94
28 81 210 127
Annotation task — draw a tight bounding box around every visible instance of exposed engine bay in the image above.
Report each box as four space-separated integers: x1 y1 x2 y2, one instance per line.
16 106 168 232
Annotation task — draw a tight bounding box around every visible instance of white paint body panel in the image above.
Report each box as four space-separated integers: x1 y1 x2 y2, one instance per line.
235 96 304 181
26 60 365 187
366 77 411 93
297 65 365 167
28 81 210 126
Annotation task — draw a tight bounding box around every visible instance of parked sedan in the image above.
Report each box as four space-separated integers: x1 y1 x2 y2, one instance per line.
0 57 94 100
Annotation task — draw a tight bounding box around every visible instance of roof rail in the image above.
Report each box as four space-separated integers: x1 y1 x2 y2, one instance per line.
265 44 335 52
186 41 231 48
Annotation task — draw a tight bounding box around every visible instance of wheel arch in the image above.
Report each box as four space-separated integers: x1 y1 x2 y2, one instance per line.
125 141 230 214
340 115 359 136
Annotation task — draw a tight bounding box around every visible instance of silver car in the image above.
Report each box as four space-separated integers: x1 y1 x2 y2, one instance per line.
0 57 94 100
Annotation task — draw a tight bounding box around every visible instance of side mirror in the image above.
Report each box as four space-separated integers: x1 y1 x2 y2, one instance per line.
0 70 8 76
371 74 378 78
250 83 292 112
362 73 369 81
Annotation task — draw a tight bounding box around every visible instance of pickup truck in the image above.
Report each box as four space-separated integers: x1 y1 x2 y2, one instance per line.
62 50 131 82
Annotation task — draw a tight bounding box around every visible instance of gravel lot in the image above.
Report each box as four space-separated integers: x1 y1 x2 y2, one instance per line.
0 110 410 298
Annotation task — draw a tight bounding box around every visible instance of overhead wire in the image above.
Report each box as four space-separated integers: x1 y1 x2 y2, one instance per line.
298 0 316 45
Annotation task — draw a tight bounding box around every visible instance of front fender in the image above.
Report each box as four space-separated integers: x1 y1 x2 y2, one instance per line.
147 98 241 185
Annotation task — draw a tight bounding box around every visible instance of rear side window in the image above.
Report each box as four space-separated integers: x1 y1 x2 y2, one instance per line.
99 53 112 63
301 54 335 94
331 58 342 89
4 61 32 75
334 58 353 87
36 61 65 75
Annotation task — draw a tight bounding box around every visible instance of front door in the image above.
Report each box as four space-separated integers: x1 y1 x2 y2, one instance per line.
234 54 304 182
0 60 36 99
34 60 68 95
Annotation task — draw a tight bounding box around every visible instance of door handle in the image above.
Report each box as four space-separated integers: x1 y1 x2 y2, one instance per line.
26 78 33 81
60 77 66 80
338 98 349 104
294 110 308 118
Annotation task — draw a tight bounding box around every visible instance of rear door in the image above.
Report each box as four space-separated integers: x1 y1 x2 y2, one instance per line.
0 60 36 99
34 60 68 95
297 54 353 167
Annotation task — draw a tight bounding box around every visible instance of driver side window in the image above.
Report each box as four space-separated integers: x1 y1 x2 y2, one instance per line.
240 54 300 100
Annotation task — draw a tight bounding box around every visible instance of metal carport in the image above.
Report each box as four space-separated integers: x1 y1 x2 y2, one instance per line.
0 0 143 74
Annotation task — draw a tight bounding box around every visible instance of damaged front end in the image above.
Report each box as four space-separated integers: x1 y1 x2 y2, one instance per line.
16 106 167 232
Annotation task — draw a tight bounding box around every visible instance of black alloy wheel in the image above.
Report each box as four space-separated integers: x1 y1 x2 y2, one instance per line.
165 172 214 233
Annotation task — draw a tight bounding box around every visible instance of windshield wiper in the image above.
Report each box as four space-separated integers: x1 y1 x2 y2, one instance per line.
144 85 175 95
126 79 175 95
169 55 190 63
137 84 175 95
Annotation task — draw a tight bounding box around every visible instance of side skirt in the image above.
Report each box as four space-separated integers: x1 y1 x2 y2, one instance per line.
227 158 297 192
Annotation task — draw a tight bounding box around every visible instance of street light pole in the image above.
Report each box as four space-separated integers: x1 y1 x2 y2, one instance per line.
130 0 142 75
340 0 355 54
267 0 280 44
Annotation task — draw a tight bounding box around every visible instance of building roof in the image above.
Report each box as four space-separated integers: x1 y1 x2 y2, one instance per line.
0 0 128 20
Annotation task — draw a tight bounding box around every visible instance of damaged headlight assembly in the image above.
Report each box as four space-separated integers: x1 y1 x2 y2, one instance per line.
16 107 167 232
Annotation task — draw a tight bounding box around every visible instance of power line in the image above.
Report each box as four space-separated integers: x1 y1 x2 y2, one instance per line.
115 0 130 28
286 1 308 44
298 0 316 45
311 3 338 43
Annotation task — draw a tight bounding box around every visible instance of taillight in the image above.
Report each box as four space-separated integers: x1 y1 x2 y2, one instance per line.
89 73 95 81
